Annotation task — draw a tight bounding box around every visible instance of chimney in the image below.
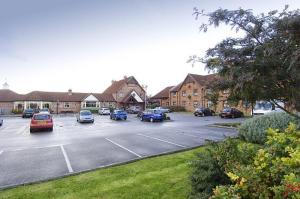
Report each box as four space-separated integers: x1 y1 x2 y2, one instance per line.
123 75 128 79
68 89 72 96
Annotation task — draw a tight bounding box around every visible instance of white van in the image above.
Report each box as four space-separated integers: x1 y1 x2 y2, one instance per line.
252 101 284 116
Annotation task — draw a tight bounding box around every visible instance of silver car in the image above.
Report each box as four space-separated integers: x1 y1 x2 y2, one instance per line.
98 107 110 115
77 110 94 123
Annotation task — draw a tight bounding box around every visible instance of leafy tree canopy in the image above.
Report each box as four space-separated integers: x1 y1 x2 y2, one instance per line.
190 6 300 118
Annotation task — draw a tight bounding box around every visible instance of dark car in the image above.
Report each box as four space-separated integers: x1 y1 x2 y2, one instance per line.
22 109 35 118
140 109 164 122
110 110 127 120
220 108 244 118
194 107 215 117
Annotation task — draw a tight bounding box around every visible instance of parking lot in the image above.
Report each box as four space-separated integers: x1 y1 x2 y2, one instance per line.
0 113 243 189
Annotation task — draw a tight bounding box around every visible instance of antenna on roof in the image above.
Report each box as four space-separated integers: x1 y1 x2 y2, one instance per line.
2 79 9 89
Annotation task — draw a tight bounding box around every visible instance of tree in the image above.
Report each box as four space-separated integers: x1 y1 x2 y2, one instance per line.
190 6 300 118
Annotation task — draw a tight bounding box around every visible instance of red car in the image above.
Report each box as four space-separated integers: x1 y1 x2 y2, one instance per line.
30 113 53 133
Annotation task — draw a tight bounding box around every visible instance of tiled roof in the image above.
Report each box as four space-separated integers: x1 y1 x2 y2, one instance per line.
103 76 144 94
23 91 88 102
0 89 24 102
0 90 115 102
170 82 183 92
93 93 115 102
151 86 174 99
189 73 218 86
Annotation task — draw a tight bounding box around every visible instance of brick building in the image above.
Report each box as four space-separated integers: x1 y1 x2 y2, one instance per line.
0 76 145 114
102 76 146 110
152 73 252 114
151 86 174 107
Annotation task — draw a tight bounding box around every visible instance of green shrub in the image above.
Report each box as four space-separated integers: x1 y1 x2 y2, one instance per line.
168 106 186 112
238 112 300 144
11 109 23 114
189 139 259 199
212 123 300 199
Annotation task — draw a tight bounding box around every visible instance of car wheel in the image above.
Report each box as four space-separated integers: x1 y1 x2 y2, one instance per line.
150 118 154 123
49 127 53 131
140 117 144 121
30 129 34 133
124 117 127 120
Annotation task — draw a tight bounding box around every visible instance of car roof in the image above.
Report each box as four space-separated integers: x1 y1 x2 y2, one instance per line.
34 112 50 116
80 110 91 112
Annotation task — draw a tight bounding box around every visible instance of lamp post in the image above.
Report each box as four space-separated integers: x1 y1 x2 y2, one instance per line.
56 100 59 114
142 84 148 110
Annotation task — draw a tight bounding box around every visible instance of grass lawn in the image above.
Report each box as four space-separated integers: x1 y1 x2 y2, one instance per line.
0 147 206 199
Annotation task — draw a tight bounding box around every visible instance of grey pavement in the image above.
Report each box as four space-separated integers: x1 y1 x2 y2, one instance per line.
0 113 244 189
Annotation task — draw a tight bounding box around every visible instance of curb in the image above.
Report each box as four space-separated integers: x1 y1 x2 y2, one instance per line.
207 124 238 129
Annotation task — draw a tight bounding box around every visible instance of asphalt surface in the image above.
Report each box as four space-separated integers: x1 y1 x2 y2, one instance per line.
0 113 244 189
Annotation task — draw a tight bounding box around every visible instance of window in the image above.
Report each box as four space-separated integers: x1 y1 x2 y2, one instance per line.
64 102 70 108
43 103 50 109
171 92 176 97
182 91 186 97
182 101 186 106
118 92 124 97
193 101 198 107
86 101 96 108
166 102 169 106
173 101 176 106
193 89 198 96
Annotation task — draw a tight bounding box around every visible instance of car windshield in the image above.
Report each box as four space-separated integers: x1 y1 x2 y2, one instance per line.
254 102 273 110
223 108 231 112
103 108 109 111
154 110 162 114
25 109 34 113
81 111 92 116
34 114 50 120
40 109 49 112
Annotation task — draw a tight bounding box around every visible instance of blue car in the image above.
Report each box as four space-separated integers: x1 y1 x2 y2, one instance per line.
140 109 164 122
110 110 127 120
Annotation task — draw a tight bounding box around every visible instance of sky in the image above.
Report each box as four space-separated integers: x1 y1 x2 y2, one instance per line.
1 0 299 95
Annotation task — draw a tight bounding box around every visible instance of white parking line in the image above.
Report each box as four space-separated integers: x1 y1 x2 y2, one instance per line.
16 125 28 135
9 144 66 152
137 134 186 148
60 145 74 173
105 138 142 158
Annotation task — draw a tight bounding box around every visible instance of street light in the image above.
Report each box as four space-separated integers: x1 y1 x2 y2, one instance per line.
56 100 59 114
142 84 148 110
